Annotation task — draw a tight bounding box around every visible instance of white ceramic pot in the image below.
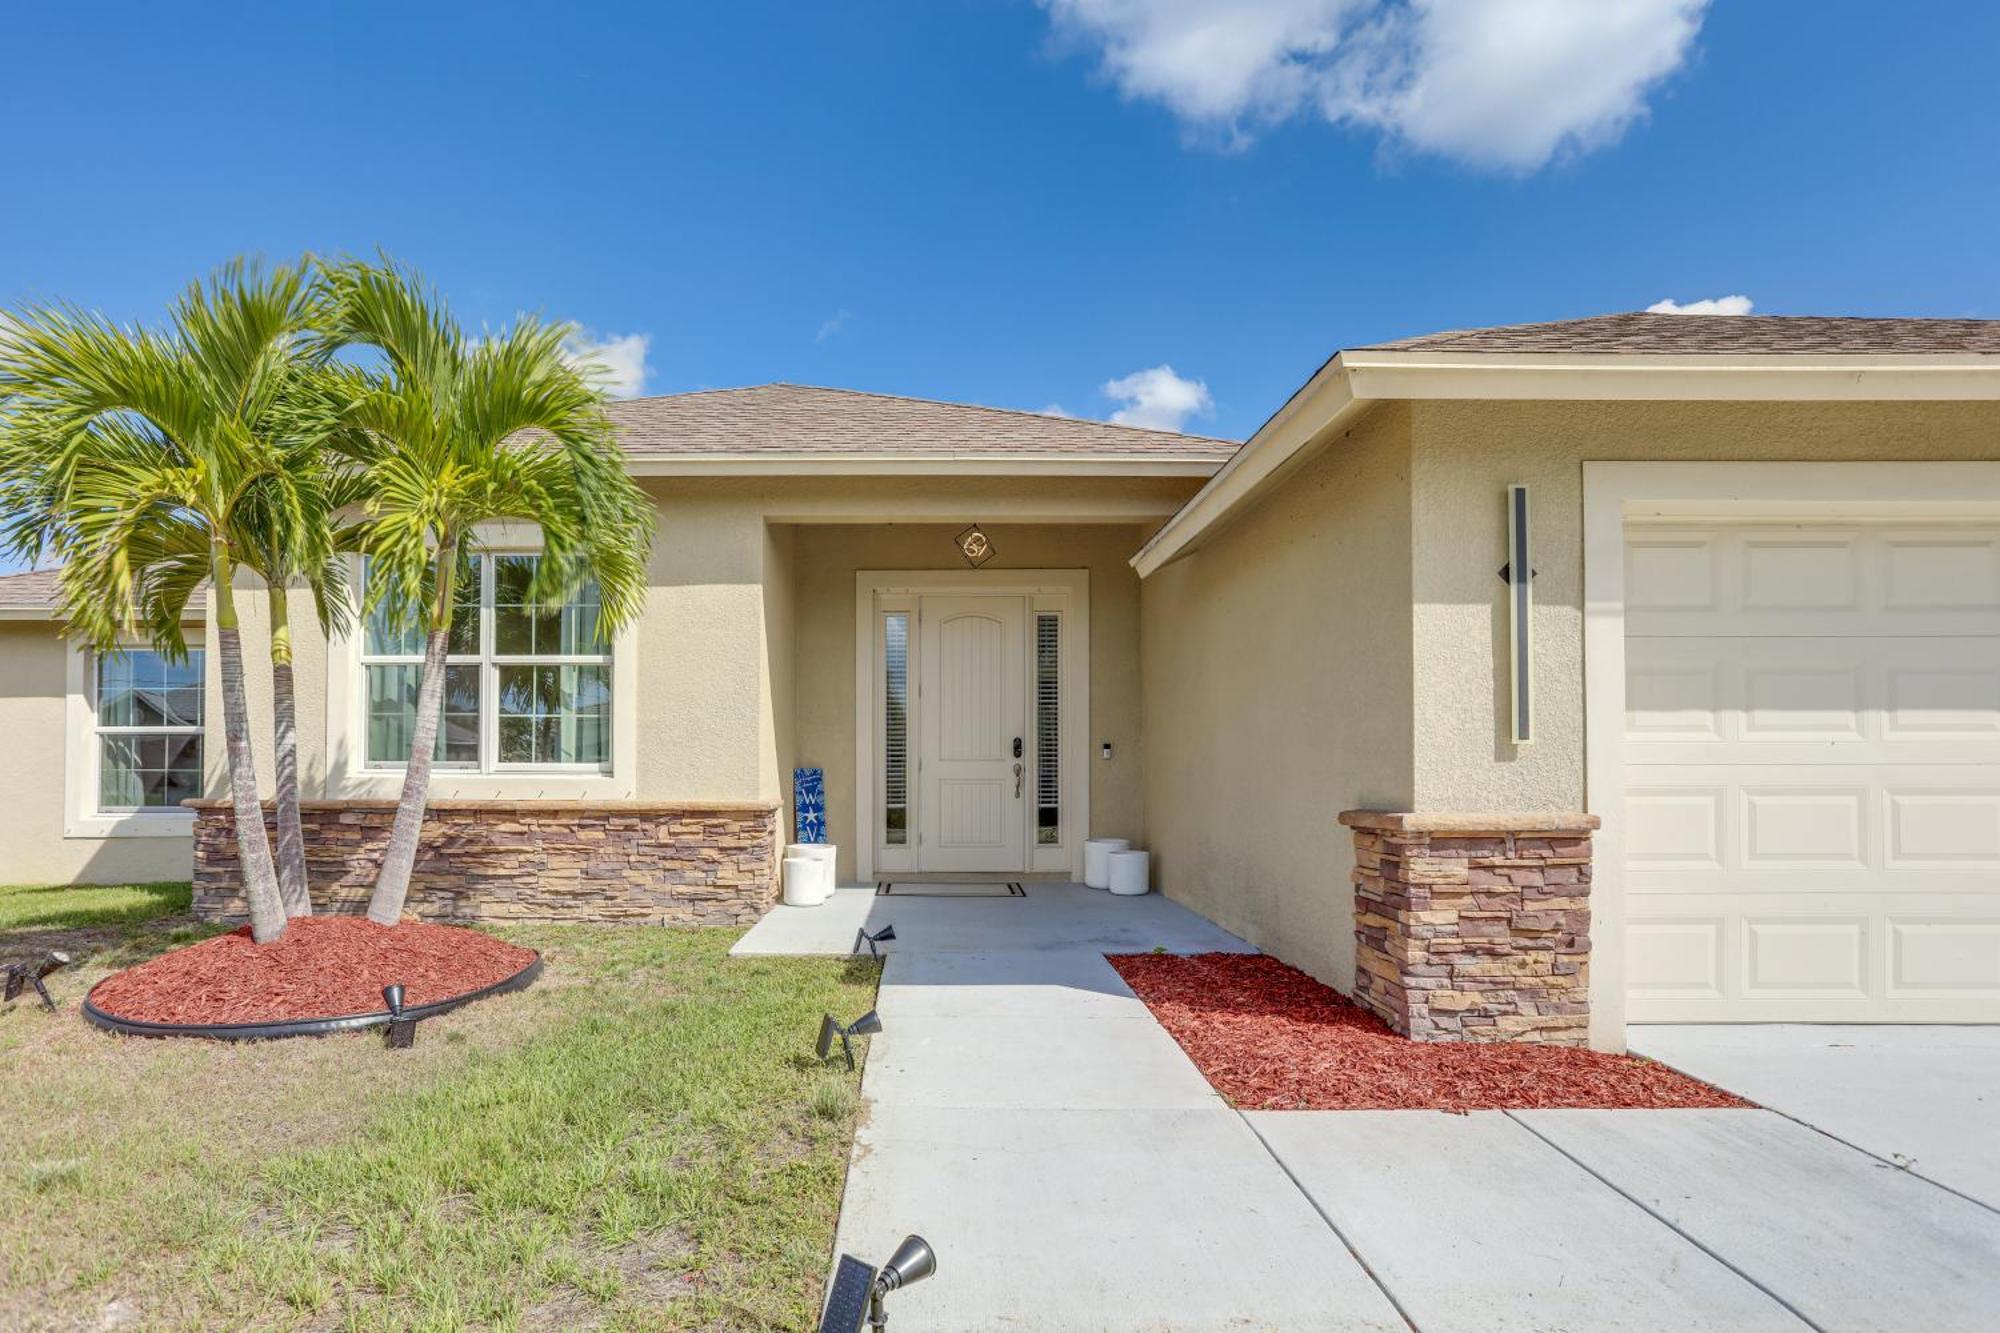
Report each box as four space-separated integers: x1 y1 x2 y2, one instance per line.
1108 849 1151 896
1083 837 1130 889
783 856 824 906
787 843 838 904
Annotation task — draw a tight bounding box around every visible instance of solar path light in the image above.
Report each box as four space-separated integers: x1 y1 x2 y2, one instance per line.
383 984 418 1049
818 1234 937 1331
816 1008 883 1071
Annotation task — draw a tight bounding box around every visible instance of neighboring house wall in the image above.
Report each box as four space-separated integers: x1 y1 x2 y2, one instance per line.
1140 403 1416 992
791 521 1156 884
1407 399 2000 812
0 622 194 885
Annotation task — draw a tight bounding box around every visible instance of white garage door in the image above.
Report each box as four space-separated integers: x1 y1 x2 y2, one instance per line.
1623 520 2000 1022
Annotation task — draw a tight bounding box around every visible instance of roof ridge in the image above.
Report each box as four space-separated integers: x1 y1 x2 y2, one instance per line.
613 380 1238 446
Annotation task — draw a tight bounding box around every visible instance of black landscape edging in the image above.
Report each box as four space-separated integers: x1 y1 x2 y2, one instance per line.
81 953 543 1041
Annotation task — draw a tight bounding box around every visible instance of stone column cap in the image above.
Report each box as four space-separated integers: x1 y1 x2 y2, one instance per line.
1339 809 1601 834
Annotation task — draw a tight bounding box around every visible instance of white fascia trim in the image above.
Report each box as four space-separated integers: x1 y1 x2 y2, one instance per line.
1131 362 1363 577
1133 349 2000 575
1341 350 2000 402
621 454 1230 477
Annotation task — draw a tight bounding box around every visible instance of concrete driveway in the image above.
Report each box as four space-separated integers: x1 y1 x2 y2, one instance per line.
746 890 2000 1331
1630 1024 2000 1211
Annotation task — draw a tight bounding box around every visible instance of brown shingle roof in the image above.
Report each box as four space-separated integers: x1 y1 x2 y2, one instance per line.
1355 313 2000 356
606 383 1237 459
0 569 60 612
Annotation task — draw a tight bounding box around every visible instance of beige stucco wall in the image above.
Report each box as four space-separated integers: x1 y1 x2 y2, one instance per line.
1408 399 2000 812
791 521 1157 883
1140 403 1415 991
0 622 195 886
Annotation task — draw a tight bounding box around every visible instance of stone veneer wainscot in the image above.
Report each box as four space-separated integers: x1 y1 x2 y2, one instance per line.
189 799 779 926
1340 810 1599 1046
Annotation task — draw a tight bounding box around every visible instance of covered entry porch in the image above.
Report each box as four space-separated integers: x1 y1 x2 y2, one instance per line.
767 518 1161 887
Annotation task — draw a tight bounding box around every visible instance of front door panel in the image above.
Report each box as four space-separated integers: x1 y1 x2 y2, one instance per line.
919 595 1027 871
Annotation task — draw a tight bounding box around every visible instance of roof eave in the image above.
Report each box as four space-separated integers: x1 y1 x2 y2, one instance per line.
622 453 1232 478
1132 351 2000 577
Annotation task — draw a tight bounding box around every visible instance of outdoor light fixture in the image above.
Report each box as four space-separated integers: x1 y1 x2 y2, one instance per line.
854 923 896 958
816 1008 883 1070
818 1235 937 1332
1501 483 1534 746
3 951 71 1012
382 983 417 1049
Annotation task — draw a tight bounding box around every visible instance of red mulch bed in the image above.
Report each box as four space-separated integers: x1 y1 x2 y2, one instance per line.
1109 952 1748 1111
88 916 539 1027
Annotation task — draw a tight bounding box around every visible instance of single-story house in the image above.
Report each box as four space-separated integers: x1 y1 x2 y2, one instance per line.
5 312 1998 1050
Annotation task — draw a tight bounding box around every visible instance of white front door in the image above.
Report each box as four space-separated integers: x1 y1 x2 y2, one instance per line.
917 594 1028 872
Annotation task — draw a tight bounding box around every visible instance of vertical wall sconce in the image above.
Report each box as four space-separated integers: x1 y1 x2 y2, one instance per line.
1504 484 1533 745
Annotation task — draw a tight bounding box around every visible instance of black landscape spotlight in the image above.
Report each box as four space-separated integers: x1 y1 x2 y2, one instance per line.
854 924 896 958
816 1008 883 1071
819 1235 937 1331
4 951 72 1012
383 984 417 1049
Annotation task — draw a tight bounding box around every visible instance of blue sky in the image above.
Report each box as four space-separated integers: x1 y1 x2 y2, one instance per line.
3 1 1998 452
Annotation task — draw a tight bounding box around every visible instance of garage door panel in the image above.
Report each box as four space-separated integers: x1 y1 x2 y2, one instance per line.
1887 920 2000 997
1626 519 2000 1023
1882 535 2000 610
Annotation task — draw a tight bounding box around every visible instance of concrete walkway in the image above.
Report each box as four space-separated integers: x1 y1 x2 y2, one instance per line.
756 888 2000 1330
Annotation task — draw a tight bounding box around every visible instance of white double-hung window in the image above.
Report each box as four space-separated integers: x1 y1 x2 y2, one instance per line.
94 648 204 812
360 552 611 773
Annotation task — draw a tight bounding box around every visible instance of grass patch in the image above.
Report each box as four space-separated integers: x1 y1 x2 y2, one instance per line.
0 885 879 1330
0 880 192 931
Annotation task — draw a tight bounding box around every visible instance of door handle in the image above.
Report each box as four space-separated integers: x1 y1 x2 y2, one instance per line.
1013 762 1023 799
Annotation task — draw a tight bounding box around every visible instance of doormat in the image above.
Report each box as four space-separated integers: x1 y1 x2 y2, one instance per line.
876 882 1026 898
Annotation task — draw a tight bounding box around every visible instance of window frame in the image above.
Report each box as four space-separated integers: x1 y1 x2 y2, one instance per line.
91 644 205 816
358 548 615 776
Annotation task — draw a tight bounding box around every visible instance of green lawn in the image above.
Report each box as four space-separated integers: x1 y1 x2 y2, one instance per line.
0 881 879 1331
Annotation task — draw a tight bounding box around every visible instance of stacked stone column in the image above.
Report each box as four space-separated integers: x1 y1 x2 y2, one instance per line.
1340 810 1598 1046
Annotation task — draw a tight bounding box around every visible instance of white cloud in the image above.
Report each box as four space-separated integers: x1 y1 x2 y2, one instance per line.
564 330 651 398
1038 402 1076 418
1647 294 1753 316
1040 0 1708 171
1102 364 1213 431
816 310 851 343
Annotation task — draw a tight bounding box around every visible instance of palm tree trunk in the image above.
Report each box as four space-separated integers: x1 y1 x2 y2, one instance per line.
268 585 312 917
366 538 457 926
214 545 288 944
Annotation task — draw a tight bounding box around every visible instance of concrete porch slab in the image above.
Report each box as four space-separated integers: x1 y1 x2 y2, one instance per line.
1249 1110 1805 1332
1518 1107 2000 1333
835 1103 1408 1333
1628 1024 2000 1210
730 881 1255 957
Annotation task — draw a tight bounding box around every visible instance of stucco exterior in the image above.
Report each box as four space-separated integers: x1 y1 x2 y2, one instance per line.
1408 398 2000 813
1139 403 1415 991
0 621 195 885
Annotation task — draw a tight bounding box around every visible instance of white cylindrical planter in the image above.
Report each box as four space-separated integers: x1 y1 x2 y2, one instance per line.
783 855 823 906
1108 850 1151 896
1084 838 1130 889
800 843 838 902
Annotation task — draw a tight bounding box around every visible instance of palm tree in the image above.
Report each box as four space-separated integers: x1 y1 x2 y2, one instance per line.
314 257 653 926
0 260 337 943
